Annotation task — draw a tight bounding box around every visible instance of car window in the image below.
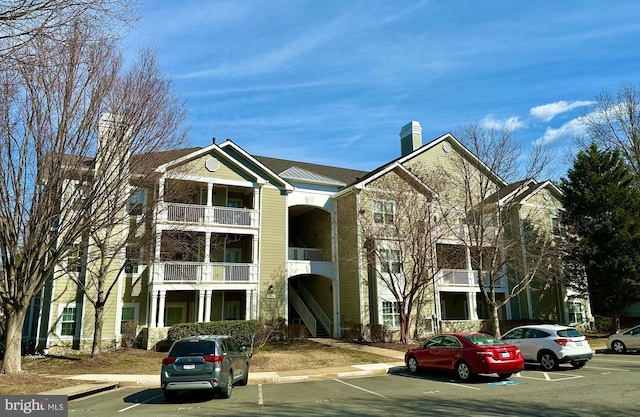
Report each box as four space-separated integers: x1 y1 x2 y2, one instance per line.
633 328 640 335
226 338 240 353
465 334 502 345
442 336 462 347
169 340 216 357
525 329 550 338
426 336 444 347
557 328 581 338
503 328 523 339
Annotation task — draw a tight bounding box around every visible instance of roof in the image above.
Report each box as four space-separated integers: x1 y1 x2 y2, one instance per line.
253 155 368 187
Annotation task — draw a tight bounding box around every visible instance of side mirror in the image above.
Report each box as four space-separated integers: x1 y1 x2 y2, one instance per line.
241 346 247 352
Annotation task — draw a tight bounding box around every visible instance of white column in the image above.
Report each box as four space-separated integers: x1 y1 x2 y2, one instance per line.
207 183 213 206
154 232 162 263
150 290 158 327
198 290 205 322
204 290 212 322
205 233 211 263
158 290 166 327
245 291 252 320
467 292 479 321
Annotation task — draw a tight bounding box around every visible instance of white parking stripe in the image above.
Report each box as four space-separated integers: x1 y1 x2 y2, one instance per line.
258 384 264 406
585 366 630 372
593 358 640 364
334 379 387 398
118 393 163 413
449 383 481 390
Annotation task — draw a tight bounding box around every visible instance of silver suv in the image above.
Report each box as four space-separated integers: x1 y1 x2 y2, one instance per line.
501 324 592 370
161 335 249 401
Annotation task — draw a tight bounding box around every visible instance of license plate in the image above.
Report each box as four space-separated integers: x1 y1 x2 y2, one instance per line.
183 364 195 370
500 352 510 358
576 342 582 346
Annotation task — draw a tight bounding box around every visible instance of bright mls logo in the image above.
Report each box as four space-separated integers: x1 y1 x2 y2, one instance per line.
1 395 67 416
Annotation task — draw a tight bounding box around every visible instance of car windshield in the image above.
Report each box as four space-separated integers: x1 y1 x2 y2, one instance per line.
557 329 582 338
464 334 503 346
169 340 216 357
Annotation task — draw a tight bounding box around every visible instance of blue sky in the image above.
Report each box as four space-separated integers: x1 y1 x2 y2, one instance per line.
123 1 640 175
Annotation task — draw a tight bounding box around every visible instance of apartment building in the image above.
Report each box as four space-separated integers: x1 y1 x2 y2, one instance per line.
23 121 591 351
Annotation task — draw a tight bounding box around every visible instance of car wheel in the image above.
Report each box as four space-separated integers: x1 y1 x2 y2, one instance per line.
456 361 473 381
238 363 249 386
571 360 587 369
407 356 419 374
163 389 177 402
498 373 512 380
221 373 233 399
611 340 626 353
539 351 559 371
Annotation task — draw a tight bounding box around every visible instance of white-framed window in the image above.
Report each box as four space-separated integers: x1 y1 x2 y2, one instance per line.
67 243 83 273
373 200 394 224
382 300 400 328
121 302 139 331
57 302 77 337
165 302 186 326
568 301 585 324
128 189 146 216
550 216 566 236
125 245 143 274
70 180 89 212
380 248 401 273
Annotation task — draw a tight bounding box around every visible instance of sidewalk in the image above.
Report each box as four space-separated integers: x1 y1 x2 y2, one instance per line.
40 338 407 400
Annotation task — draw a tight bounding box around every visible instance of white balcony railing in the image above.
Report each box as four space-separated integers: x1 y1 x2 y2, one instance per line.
288 247 322 261
438 269 507 288
157 202 259 228
152 261 258 283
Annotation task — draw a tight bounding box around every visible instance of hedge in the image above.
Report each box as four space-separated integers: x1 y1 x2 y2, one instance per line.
166 320 267 347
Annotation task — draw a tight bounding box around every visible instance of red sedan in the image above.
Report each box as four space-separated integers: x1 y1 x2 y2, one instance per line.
405 333 524 381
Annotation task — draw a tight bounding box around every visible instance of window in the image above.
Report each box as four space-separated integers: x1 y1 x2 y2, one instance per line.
568 301 585 324
125 245 143 273
382 301 400 328
380 248 401 273
67 243 83 273
121 303 139 332
550 216 566 236
128 189 146 216
59 304 77 337
71 181 89 211
373 201 394 224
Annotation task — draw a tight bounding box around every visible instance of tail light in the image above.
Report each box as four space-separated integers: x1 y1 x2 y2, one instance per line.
204 355 224 363
554 338 571 346
162 357 176 365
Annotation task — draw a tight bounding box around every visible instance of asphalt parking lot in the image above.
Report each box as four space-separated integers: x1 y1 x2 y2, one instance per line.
69 352 640 417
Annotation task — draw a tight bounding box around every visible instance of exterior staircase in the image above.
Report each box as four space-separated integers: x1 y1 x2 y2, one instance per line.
288 283 332 337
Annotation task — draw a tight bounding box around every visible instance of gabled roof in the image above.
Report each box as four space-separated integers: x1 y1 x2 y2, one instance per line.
334 132 507 198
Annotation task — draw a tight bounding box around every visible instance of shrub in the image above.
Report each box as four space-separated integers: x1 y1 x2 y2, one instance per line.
369 324 388 343
284 323 309 343
120 321 138 348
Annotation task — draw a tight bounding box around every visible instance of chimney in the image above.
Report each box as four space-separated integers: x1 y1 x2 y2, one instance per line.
399 121 422 156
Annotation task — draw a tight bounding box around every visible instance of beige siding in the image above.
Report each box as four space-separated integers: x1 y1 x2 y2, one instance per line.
336 191 364 327
258 185 288 319
171 153 255 182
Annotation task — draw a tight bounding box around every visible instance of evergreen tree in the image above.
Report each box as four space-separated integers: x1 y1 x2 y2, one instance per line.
561 143 640 331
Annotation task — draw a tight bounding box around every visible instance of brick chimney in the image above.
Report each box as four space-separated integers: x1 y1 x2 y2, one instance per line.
399 121 422 156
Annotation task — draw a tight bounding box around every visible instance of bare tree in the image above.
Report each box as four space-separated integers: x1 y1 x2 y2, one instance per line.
580 83 640 178
357 167 445 343
0 0 135 62
435 123 559 337
0 22 186 372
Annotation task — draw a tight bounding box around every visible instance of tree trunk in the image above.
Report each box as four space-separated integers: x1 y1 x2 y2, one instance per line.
1 306 28 374
612 310 621 333
489 304 501 338
399 311 411 344
91 303 105 357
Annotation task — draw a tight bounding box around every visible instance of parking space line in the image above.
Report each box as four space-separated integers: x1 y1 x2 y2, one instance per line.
449 383 480 390
585 366 630 372
118 393 163 413
593 358 640 364
258 384 264 406
334 379 387 398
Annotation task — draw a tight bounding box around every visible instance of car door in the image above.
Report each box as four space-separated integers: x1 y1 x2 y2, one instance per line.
627 327 640 349
437 336 463 370
502 328 528 359
225 337 245 381
415 336 444 369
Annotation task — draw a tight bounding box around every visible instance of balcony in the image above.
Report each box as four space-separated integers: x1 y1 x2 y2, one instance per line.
152 261 258 284
156 202 259 228
437 269 507 289
287 247 335 279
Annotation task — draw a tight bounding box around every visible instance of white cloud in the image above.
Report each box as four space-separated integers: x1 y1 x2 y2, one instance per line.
529 100 594 122
533 117 587 146
479 115 525 131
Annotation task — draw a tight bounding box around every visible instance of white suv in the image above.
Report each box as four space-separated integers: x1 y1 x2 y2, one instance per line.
501 324 592 370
